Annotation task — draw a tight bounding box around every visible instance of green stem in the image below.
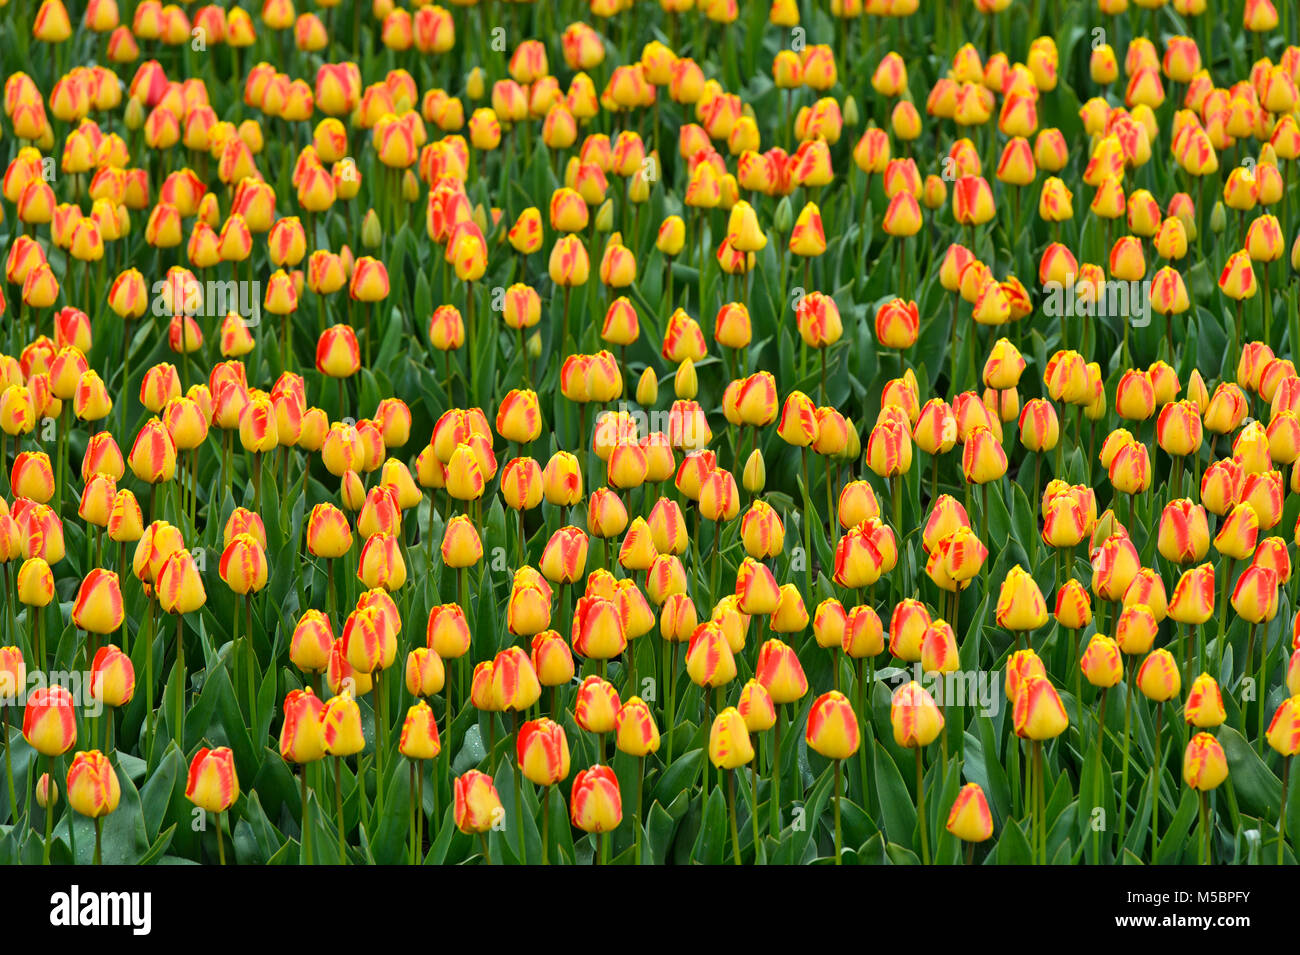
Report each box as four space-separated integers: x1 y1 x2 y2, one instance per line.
42 754 54 865
769 706 783 838
1119 656 1134 843
916 747 929 864
832 761 843 865
302 767 312 866
727 768 742 865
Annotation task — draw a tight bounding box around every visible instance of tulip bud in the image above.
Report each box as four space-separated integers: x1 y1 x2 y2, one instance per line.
66 750 121 819
185 746 240 813
36 772 58 809
453 770 503 833
615 697 661 757
708 707 755 769
1183 732 1228 790
570 765 622 833
805 691 860 760
946 782 995 842
890 681 944 748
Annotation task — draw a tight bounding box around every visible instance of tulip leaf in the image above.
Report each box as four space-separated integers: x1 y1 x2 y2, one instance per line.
232 789 280 864
1219 725 1282 820
138 744 181 842
884 842 920 865
1154 789 1199 865
993 817 1032 864
654 747 704 806
872 743 916 848
689 786 728 865
647 799 679 866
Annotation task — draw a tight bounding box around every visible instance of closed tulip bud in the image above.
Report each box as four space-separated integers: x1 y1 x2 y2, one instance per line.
1231 564 1279 623
735 557 782 616
700 706 754 770
65 750 121 820
1181 672 1226 728
835 602 883 659
89 644 135 708
1242 471 1283 529
996 565 1049 632
921 620 960 675
1215 502 1260 560
17 558 55 607
686 622 738 688
521 631 570 688
490 646 542 712
218 534 268 596
630 367 659 409
392 699 440 762
793 291 841 349
418 605 468 665
542 451 584 506
1135 648 1181 702
1108 439 1152 496
1017 398 1059 453
1200 460 1243 518
359 532 407 591
891 681 944 748
1123 568 1168 622
614 698 661 757
752 638 807 703
570 765 622 833
1253 536 1291 584
1054 579 1093 630
306 503 352 559
944 782 994 843
184 746 239 814
1168 563 1216 625
71 569 125 634
571 594 628 661
961 426 1007 484
574 676 621 735
539 525 588 584
509 718 570 787
797 596 845 651
1115 370 1156 422
743 501 780 561
833 524 885 590
798 691 859 762
128 418 178 484
403 647 445 698
911 399 956 457
1266 697 1300 757
453 769 503 834
1183 732 1229 790
656 592 697 643
315 324 361 378
1012 675 1069 740
440 515 483 569
284 610 333 675
1080 634 1124 688
1218 249 1257 300
647 554 688 604
887 598 931 662
1114 602 1159 656
274 689 326 767
12 451 55 503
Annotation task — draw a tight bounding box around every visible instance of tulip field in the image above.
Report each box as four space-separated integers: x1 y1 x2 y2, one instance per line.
2 0 1300 872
